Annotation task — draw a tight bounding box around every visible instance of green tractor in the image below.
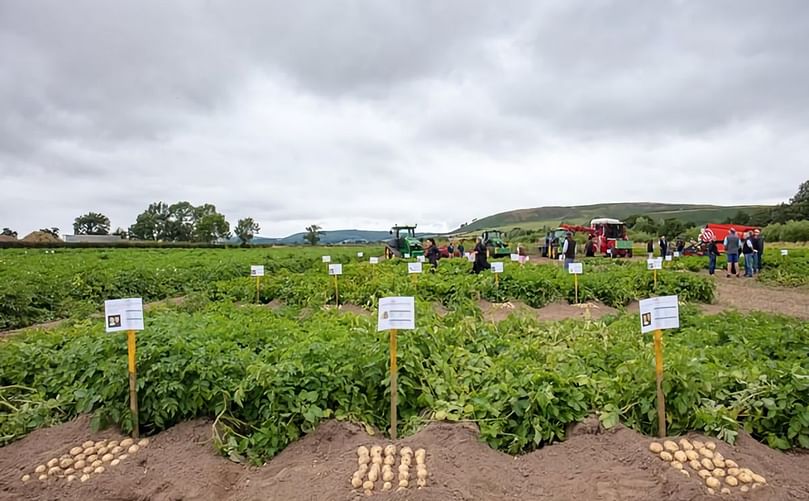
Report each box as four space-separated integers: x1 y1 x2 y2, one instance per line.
384 225 424 259
481 230 510 258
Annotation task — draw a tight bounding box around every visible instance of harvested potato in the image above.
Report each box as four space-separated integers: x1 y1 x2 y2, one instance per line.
137 438 150 447
680 470 690 478
699 448 714 459
357 446 369 456
351 476 363 488
80 474 90 482
660 451 673 462
102 454 114 462
35 465 46 474
21 474 30 482
107 440 118 448
712 458 725 468
384 455 395 466
649 442 664 453
701 458 715 471
358 455 370 466
70 447 83 456
384 445 396 456
663 440 679 452
82 466 94 474
399 479 409 488
94 440 107 448
371 455 383 466
75 454 86 462
370 446 383 457
706 488 715 495
111 459 120 467
87 455 98 463
94 466 105 474
67 475 76 482
120 438 134 448
47 467 61 476
97 446 109 456
415 448 426 459
417 478 427 488
74 460 86 470
752 474 766 484
128 445 140 454
685 450 699 461
725 476 738 487
753 483 762 489
417 468 429 480
383 470 394 482
401 455 412 466
678 439 694 451
83 447 96 456
60 458 73 469
712 469 725 478
38 474 48 482
82 441 94 449
713 452 724 461
691 440 705 450
399 471 410 481
111 446 123 455
358 464 369 475
724 459 738 468
398 463 409 473
721 488 731 495
706 477 720 489
689 460 702 471
671 461 683 470
400 447 413 457
740 485 749 493
91 460 102 468
727 468 739 477
382 481 392 491
738 472 753 484
368 467 379 482
673 451 687 463
65 468 75 475
362 480 374 491
118 454 128 461
47 458 59 468
698 470 712 480
705 441 716 451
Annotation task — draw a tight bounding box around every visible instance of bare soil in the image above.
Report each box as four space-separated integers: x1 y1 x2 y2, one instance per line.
711 275 809 320
477 299 618 323
2 416 808 501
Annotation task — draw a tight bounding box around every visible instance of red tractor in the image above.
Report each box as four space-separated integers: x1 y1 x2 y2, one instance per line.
682 224 759 255
558 219 632 257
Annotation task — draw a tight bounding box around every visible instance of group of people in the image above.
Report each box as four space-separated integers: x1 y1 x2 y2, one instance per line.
646 235 686 258
424 237 531 274
712 228 764 277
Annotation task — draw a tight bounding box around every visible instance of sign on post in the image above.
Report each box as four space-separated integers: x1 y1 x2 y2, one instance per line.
357 252 364 258
665 255 672 262
104 298 144 439
647 258 663 270
417 255 425 263
328 264 342 275
673 251 680 258
408 262 422 274
404 253 411 259
568 263 583 274
781 249 789 256
639 295 680 439
250 265 264 277
322 255 331 263
510 253 519 262
370 257 379 264
491 262 504 273
377 296 416 440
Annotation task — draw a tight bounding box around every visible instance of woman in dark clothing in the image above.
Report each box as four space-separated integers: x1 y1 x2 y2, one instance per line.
471 237 490 274
646 239 654 258
707 240 719 275
426 238 440 272
585 235 595 257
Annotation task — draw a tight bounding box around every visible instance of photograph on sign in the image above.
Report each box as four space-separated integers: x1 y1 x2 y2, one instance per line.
510 253 519 262
328 263 343 275
665 255 672 262
639 295 680 334
781 249 789 256
408 262 422 274
357 252 364 258
250 265 265 277
322 255 331 263
378 297 415 331
491 262 504 273
370 257 379 264
568 262 583 274
104 298 144 333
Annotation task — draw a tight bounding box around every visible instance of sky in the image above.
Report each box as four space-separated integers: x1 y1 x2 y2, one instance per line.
1 1 807 238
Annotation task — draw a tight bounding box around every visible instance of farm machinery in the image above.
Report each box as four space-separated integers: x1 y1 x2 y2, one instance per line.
384 225 424 259
540 219 633 258
681 223 759 256
480 230 511 258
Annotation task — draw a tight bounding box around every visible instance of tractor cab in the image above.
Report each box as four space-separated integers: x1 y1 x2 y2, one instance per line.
480 230 511 257
540 228 568 258
589 218 633 257
385 225 424 259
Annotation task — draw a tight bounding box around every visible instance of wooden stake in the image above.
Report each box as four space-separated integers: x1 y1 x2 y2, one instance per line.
495 272 499 288
653 269 657 291
127 330 140 439
390 329 398 439
654 329 666 438
333 275 339 307
574 274 579 303
255 276 260 304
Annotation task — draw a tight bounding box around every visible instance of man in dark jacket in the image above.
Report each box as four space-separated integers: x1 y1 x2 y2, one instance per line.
724 228 741 277
562 232 576 270
742 231 756 277
659 236 668 258
753 229 764 271
707 240 719 275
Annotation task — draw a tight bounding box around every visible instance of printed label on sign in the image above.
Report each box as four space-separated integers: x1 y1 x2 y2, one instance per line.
639 295 680 334
357 252 364 258
568 262 583 274
491 262 504 273
781 249 788 256
417 255 425 263
322 256 331 263
378 296 415 331
370 257 379 264
104 298 144 333
673 251 680 258
665 255 672 262
647 258 663 270
328 264 342 276
408 262 422 274
510 253 519 262
250 265 264 277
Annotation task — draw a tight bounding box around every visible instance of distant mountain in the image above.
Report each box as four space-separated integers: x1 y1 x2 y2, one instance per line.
451 202 771 233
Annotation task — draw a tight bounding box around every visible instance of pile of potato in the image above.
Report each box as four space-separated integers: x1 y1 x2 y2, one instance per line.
649 438 767 495
21 437 149 484
351 445 428 495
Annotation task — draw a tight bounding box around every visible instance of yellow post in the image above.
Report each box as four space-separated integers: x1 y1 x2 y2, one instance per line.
127 330 140 439
574 274 579 304
390 329 398 440
255 276 260 304
654 329 666 438
495 272 499 288
653 269 657 291
333 275 339 307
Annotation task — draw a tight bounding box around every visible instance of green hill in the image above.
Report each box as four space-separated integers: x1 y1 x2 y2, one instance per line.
452 203 771 233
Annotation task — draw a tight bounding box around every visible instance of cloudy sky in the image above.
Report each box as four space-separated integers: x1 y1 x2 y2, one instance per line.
1 1 807 237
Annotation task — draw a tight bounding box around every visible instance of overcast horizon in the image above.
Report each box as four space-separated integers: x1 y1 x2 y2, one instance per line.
1 1 807 237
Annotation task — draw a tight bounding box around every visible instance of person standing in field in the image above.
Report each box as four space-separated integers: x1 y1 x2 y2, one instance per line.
471 237 490 274
647 239 654 259
659 236 668 258
517 243 528 266
426 238 440 272
742 231 757 277
458 242 465 258
585 235 595 257
447 242 454 258
723 228 741 277
562 232 576 270
753 229 764 271
707 239 719 275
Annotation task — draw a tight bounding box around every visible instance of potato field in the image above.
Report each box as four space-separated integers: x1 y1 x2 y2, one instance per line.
1 247 808 500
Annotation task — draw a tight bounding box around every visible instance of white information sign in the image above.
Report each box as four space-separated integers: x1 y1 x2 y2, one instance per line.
417 255 426 263
647 258 663 270
357 252 364 258
639 295 680 334
466 253 475 262
104 298 144 333
408 262 423 274
322 255 331 263
558 255 565 262
328 263 342 276
377 296 415 331
781 249 789 256
404 253 411 259
673 251 680 258
250 265 265 277
665 255 673 262
491 262 504 273
510 253 519 262
370 257 379 264
568 262 583 274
